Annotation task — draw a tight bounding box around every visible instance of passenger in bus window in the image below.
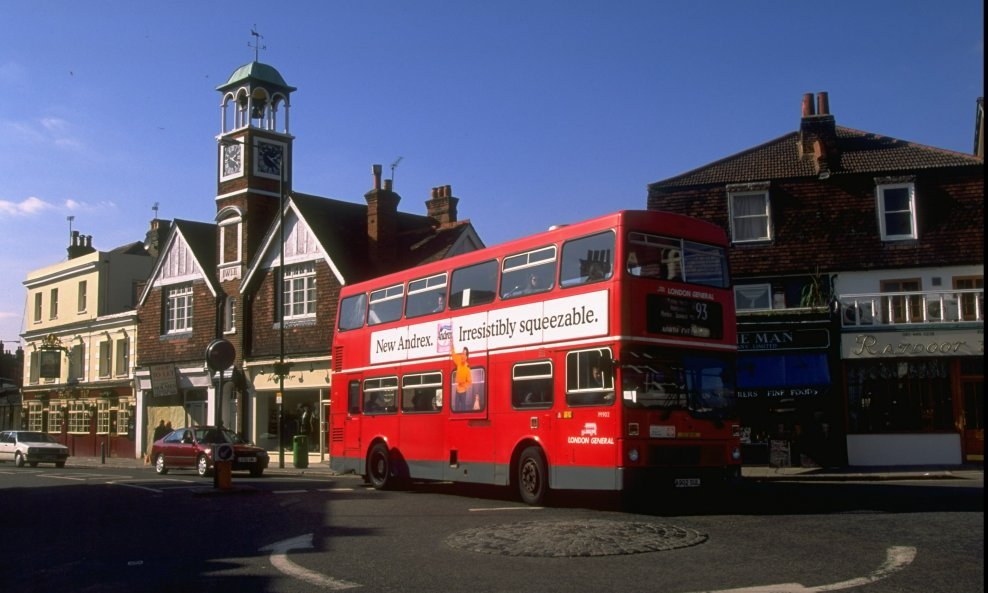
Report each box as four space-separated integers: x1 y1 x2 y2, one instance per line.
590 364 604 387
587 261 607 282
365 393 385 413
627 251 642 276
433 294 445 313
523 273 541 294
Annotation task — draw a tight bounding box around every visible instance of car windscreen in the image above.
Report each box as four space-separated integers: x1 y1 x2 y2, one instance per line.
18 432 56 443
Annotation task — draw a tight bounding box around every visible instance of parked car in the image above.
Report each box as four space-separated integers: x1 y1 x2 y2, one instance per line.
150 426 269 477
0 430 70 468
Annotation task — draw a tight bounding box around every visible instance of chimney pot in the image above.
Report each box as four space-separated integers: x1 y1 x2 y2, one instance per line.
802 93 815 117
383 178 393 191
372 164 383 190
443 185 452 198
816 92 829 116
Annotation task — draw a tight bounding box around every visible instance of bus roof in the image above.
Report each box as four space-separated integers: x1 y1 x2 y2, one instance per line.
339 209 726 293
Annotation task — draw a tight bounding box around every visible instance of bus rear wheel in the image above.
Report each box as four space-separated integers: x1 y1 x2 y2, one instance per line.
367 443 394 490
517 446 548 505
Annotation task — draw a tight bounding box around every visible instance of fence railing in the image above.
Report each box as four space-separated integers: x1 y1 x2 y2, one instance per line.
839 289 983 327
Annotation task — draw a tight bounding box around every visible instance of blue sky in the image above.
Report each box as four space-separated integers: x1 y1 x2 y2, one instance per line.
0 1 983 348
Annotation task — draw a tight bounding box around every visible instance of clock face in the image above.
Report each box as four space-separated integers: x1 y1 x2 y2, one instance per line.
256 141 284 176
222 143 242 177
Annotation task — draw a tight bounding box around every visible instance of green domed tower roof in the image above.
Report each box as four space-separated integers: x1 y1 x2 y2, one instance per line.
217 61 297 93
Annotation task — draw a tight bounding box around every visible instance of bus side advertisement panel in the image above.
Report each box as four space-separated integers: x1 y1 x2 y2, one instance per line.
370 290 610 364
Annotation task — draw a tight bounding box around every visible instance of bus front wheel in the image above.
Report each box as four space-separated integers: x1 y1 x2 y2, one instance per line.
517 446 548 505
367 443 394 490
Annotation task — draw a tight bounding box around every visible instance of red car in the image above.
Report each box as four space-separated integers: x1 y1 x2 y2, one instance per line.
151 426 269 477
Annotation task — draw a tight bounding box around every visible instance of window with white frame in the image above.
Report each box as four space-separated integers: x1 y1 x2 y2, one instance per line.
729 190 772 243
27 401 43 431
115 404 131 435
78 280 88 313
97 400 111 434
877 182 917 240
47 403 62 433
68 344 85 382
33 293 42 323
29 352 40 384
68 401 88 433
219 220 242 265
99 341 112 378
165 284 194 333
223 296 237 333
281 263 316 320
734 284 773 311
114 338 129 376
50 288 59 319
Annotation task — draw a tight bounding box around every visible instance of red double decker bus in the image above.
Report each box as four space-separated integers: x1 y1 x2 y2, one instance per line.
329 210 740 504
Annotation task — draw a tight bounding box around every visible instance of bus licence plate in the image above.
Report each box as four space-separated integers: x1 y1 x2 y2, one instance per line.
674 478 700 488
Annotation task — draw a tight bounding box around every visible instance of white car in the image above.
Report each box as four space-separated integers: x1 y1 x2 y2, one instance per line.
0 431 70 468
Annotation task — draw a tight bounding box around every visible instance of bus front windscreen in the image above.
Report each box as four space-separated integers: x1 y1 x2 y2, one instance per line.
619 348 736 419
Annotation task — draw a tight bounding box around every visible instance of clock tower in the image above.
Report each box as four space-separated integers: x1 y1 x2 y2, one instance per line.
215 59 297 284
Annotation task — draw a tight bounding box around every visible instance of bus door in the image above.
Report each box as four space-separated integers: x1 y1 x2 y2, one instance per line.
445 358 494 483
397 371 447 481
557 348 618 487
340 380 363 463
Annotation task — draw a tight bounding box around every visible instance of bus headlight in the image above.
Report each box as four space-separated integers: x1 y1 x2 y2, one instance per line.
731 446 741 461
628 448 640 463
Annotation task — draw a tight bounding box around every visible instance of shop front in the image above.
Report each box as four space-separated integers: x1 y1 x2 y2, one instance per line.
736 316 844 467
842 328 984 465
246 357 331 463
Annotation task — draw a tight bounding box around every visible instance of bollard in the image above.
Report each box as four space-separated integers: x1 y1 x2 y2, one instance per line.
100 441 106 464
215 460 232 489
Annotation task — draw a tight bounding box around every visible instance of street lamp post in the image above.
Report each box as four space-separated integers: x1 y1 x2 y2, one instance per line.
277 163 285 468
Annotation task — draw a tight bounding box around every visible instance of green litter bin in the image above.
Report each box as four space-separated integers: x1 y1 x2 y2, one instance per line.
292 435 309 468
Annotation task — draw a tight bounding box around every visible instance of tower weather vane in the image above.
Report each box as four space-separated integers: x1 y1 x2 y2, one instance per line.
249 25 266 61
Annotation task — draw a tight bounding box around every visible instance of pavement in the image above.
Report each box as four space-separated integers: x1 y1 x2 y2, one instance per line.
61 454 984 482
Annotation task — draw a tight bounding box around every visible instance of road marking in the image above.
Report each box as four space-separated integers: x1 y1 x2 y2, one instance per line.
110 481 163 493
320 488 355 492
273 489 309 494
260 534 360 590
38 473 123 481
688 546 917 593
469 506 543 512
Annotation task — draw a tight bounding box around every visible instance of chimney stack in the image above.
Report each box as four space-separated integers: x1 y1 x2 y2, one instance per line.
67 230 97 259
365 163 401 273
426 184 459 227
798 91 839 175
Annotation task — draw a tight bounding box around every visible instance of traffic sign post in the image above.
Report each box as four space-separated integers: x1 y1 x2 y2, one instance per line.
213 443 234 489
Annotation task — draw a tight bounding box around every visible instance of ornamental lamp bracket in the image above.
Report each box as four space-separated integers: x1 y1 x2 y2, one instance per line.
40 334 68 353
272 362 294 380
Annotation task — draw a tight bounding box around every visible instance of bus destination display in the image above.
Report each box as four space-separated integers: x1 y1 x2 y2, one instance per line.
646 294 723 339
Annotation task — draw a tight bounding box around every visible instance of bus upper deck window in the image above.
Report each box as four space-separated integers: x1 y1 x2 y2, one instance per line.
560 231 614 288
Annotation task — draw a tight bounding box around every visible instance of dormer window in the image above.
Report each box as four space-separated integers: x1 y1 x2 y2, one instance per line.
876 179 917 241
728 185 772 243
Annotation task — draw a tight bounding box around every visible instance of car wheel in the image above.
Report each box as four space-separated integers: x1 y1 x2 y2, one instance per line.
366 443 393 490
29 462 38 467
14 452 25 468
55 461 65 468
250 468 264 477
517 445 548 506
196 454 211 477
154 454 168 475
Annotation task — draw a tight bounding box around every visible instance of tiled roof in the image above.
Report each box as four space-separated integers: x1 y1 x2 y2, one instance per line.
173 219 218 285
649 126 983 189
290 192 472 282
